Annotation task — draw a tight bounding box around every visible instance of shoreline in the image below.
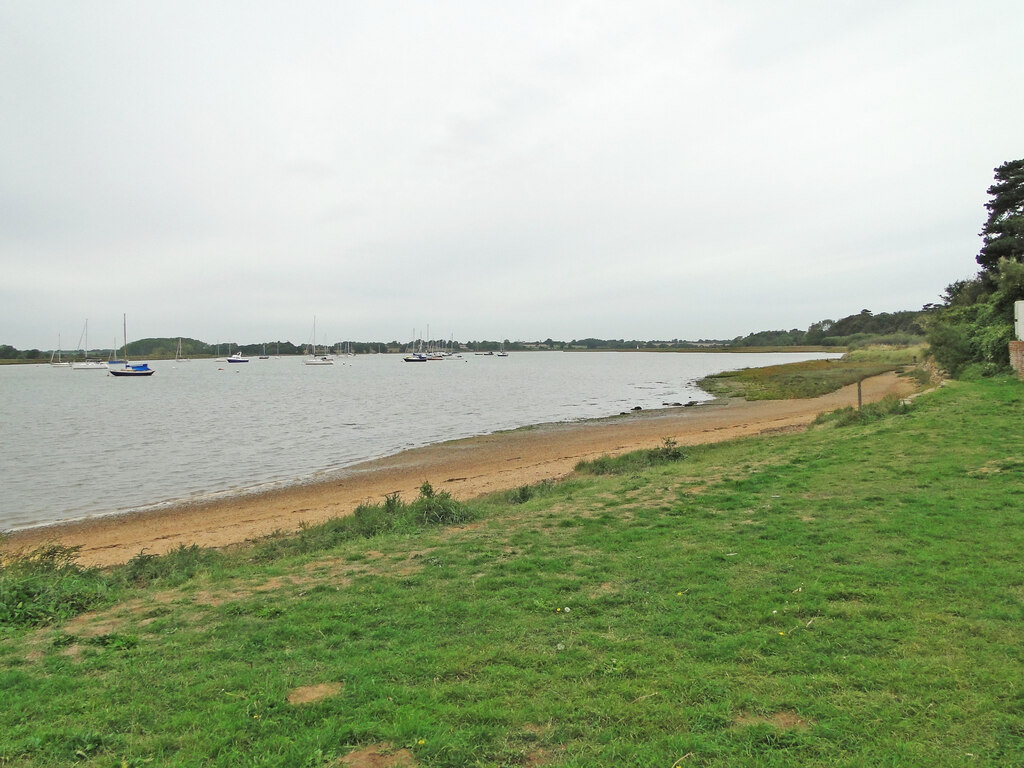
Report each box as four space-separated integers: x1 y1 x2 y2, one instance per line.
2 372 916 567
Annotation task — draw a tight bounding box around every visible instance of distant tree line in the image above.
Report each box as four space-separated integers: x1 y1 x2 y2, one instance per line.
2 324 924 360
731 308 927 349
1 322 931 361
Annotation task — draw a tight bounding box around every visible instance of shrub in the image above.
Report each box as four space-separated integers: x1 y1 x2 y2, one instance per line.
352 495 397 538
410 482 472 525
652 437 684 461
926 257 1024 377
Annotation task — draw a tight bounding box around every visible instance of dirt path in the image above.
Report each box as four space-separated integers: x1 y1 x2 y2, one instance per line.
2 372 916 567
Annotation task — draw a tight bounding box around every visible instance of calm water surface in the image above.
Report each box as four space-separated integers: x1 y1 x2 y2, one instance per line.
0 351 839 531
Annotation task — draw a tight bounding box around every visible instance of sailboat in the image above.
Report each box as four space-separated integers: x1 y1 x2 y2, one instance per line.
174 338 190 362
403 331 427 362
108 315 155 377
304 316 334 365
72 320 108 369
259 344 269 360
50 334 71 367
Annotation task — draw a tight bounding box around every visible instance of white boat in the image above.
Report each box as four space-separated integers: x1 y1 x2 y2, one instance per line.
227 351 249 363
72 320 107 369
304 316 334 365
108 315 155 377
50 334 71 367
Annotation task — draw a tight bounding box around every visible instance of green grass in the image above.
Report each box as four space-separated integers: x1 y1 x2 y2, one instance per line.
699 356 918 400
2 380 1023 766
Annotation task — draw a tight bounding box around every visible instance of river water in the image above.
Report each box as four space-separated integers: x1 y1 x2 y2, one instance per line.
0 351 838 532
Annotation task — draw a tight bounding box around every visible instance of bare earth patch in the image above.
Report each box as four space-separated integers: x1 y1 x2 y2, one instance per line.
339 743 418 767
286 682 343 705
733 711 813 730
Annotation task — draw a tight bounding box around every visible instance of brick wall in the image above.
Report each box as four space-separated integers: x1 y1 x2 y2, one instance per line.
1011 341 1024 379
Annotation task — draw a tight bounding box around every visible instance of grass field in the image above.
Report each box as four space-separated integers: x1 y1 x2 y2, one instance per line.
2 376 1023 767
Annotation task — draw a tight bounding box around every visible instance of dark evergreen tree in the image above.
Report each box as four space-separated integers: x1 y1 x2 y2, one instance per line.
977 158 1024 272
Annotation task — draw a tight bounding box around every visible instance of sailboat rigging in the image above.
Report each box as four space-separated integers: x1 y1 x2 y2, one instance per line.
175 338 190 362
72 320 107 369
304 316 334 365
50 334 71 367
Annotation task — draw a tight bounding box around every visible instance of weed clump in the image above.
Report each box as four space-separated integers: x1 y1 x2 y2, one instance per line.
112 544 225 589
506 479 562 505
509 484 535 504
576 437 686 475
254 482 473 561
412 481 470 525
0 544 110 628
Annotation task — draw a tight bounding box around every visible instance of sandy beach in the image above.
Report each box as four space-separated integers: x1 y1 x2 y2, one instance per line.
2 372 916 567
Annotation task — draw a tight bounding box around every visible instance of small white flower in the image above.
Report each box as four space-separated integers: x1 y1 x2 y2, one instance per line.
564 607 571 613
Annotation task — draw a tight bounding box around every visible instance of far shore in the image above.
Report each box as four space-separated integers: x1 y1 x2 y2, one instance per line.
2 372 915 568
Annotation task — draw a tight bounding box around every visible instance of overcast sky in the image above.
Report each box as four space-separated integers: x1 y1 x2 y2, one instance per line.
2 1 1022 350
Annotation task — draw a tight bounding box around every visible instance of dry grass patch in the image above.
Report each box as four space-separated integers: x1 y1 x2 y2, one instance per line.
436 520 488 539
62 599 150 637
339 743 418 767
59 644 84 661
64 615 124 638
285 681 344 705
523 746 558 766
733 710 813 730
587 581 619 599
758 424 808 437
967 456 1024 476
